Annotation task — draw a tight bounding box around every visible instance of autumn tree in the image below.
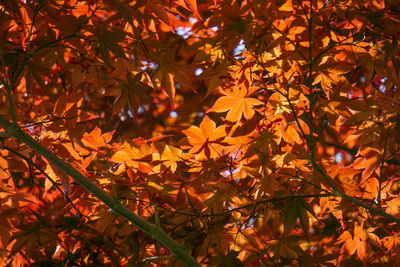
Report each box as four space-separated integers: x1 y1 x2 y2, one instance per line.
1 0 400 266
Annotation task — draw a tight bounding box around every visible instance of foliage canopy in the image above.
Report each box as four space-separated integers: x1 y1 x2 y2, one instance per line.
1 0 400 266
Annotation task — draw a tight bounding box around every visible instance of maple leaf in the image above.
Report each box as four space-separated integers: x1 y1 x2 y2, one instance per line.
283 199 312 237
182 115 226 160
274 236 304 259
151 142 185 173
155 70 176 106
111 142 153 174
183 0 202 20
384 198 400 216
200 61 230 97
90 23 126 63
81 127 114 151
383 233 400 251
282 124 302 145
106 71 153 114
336 223 373 263
153 51 192 106
53 91 84 117
208 85 263 121
45 164 71 196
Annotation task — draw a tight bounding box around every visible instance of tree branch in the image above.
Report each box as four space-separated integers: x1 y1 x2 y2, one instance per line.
378 128 390 207
300 2 400 225
163 194 332 218
0 116 199 267
311 158 400 224
0 132 11 139
0 48 17 123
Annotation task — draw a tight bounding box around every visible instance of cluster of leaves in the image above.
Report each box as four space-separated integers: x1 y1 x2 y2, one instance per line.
1 0 400 265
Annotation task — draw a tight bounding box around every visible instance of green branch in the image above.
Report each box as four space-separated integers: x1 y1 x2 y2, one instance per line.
0 116 199 267
299 0 400 226
311 159 400 224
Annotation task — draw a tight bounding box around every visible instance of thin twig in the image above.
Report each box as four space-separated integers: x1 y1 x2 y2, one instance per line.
262 16 308 61
0 116 200 266
285 88 307 140
312 158 400 224
0 48 17 123
377 128 390 207
2 145 83 217
296 0 310 21
283 171 329 193
142 254 174 263
10 0 44 88
162 194 332 218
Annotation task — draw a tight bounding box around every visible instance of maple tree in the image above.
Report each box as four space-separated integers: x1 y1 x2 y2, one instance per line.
1 0 400 265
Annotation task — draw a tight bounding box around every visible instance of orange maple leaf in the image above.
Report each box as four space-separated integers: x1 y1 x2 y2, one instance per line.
182 115 226 160
81 127 115 151
208 86 263 122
